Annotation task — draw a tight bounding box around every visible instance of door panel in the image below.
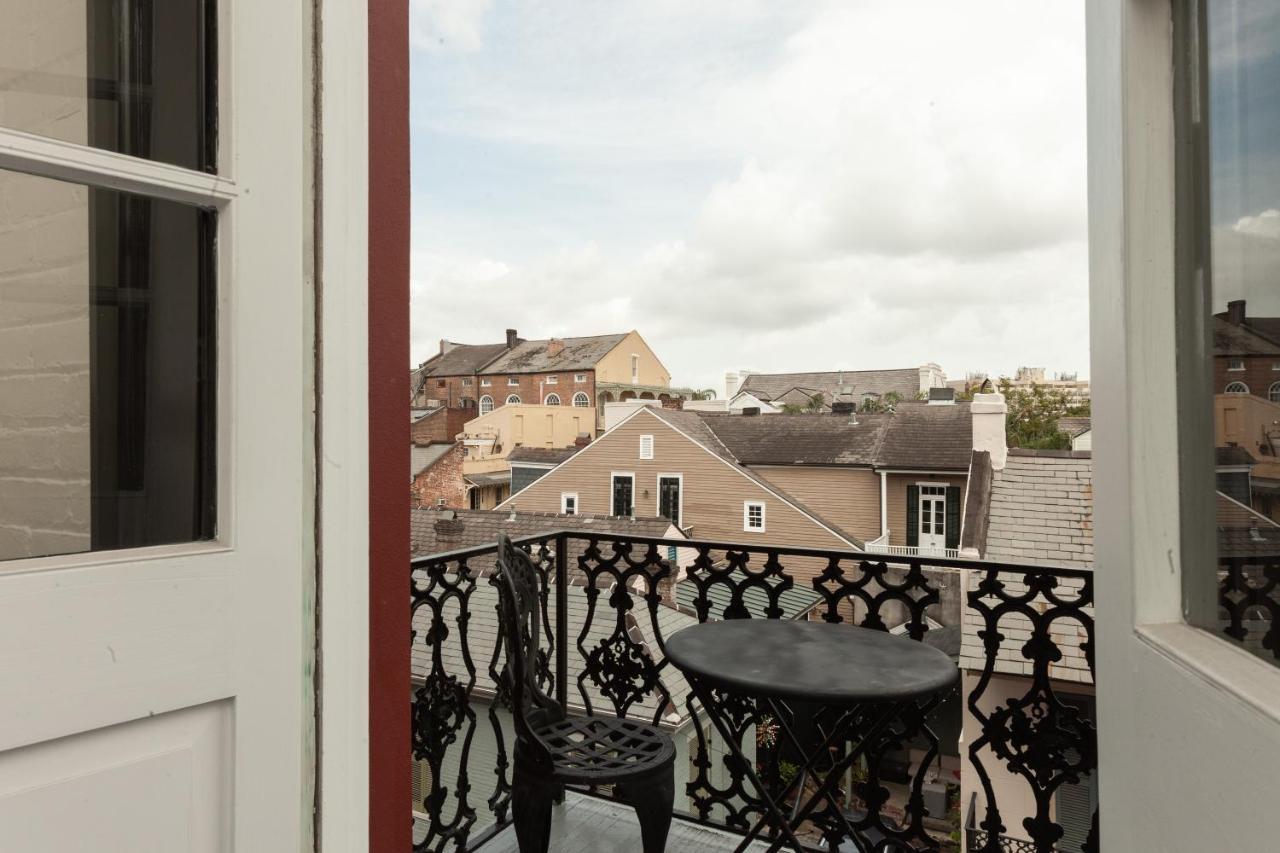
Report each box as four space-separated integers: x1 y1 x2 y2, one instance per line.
0 702 231 853
0 0 314 850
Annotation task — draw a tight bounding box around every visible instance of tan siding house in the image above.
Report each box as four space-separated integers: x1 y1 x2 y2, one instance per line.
750 466 883 542
501 409 858 560
885 472 969 547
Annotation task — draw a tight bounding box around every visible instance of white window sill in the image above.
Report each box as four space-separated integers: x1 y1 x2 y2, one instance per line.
1137 622 1280 727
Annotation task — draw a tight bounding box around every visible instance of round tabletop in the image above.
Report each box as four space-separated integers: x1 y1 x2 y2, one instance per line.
664 620 957 705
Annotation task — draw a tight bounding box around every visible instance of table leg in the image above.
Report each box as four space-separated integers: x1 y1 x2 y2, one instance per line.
686 676 808 853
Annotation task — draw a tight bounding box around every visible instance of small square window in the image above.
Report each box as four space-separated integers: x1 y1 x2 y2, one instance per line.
508 377 520 386
561 493 578 515
1229 359 1245 371
744 502 766 532
575 373 588 383
639 435 655 460
480 378 492 387
436 380 446 388
462 377 474 386
545 376 558 385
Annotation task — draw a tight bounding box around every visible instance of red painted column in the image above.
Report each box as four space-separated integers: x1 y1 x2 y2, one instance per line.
368 0 410 850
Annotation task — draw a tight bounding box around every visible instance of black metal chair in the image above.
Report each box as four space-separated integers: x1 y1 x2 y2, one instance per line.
493 533 675 853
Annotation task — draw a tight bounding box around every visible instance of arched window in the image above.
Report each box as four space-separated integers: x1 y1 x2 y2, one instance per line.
544 393 561 406
573 392 590 407
506 394 522 405
1269 382 1280 403
1226 382 1250 395
479 395 494 415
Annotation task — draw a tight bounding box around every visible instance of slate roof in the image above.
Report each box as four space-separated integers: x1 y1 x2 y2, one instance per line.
976 449 1094 569
677 404 973 471
1216 491 1280 558
465 471 511 488
485 334 630 374
508 446 582 466
739 368 923 403
411 443 454 481
416 342 513 378
1217 445 1258 467
411 580 697 729
410 507 679 561
1056 416 1092 438
1213 315 1280 357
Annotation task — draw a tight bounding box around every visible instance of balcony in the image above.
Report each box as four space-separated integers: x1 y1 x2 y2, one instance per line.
411 532 1098 852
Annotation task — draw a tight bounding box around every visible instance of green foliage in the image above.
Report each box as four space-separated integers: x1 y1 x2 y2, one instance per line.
780 393 826 415
777 760 800 787
997 378 1091 449
859 391 904 413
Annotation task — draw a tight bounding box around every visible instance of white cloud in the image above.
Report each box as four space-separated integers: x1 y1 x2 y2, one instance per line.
411 0 1091 389
411 0 493 53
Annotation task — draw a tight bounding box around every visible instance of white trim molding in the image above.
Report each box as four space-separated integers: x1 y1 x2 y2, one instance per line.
743 500 766 533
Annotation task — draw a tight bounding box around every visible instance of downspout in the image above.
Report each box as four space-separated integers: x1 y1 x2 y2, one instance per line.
879 469 889 540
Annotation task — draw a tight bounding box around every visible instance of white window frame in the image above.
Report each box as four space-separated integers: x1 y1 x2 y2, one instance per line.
743 501 766 532
480 378 492 387
610 472 636 518
916 481 949 542
1225 381 1249 394
505 394 521 406
1269 383 1280 403
575 373 588 383
507 377 520 386
544 393 561 406
462 377 473 386
1228 358 1245 371
560 493 578 515
631 354 640 383
639 434 655 460
572 392 591 407
479 395 494 415
656 473 684 527
1090 3 1280 846
545 375 558 385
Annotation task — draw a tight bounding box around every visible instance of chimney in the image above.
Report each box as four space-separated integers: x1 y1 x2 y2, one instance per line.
725 371 741 399
928 387 956 405
433 509 465 540
506 328 519 348
971 392 1008 471
440 339 458 356
1228 299 1247 325
574 432 592 449
547 338 565 357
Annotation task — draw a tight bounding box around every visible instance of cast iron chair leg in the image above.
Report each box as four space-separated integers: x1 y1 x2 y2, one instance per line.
618 765 675 853
511 765 554 853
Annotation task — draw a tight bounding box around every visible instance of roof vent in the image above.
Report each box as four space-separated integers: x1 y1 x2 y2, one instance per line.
433 509 465 539
742 406 761 416
928 387 956 405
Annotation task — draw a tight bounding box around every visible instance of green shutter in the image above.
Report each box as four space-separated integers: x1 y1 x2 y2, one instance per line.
945 486 961 550
906 485 920 547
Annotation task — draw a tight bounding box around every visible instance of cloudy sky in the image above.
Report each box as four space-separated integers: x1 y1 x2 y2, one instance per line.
409 0 1089 393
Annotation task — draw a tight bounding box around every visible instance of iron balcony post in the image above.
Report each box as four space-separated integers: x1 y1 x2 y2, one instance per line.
555 531 569 711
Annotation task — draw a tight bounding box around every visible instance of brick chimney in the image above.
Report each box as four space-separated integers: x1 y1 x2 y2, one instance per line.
506 328 519 348
433 509 465 541
547 338 565 357
1227 299 1247 325
971 392 1008 471
574 432 592 449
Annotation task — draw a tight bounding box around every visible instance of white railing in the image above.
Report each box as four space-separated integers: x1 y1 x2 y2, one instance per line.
864 541 961 560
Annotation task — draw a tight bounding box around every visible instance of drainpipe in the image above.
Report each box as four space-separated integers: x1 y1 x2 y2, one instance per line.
879 470 889 540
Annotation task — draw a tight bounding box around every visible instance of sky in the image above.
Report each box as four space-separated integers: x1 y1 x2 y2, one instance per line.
409 0 1090 393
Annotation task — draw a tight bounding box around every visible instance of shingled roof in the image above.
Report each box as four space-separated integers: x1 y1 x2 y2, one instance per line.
415 342 513 378
675 403 973 471
1213 315 1280 357
739 368 923 403
507 446 582 466
410 507 679 561
415 333 631 378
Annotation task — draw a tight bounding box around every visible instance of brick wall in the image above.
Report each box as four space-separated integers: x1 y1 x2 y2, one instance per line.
411 406 472 446
411 444 466 509
1215 354 1280 399
423 370 597 411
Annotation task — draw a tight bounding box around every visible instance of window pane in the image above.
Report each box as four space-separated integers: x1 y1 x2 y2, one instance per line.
1187 0 1280 663
0 169 215 561
0 0 215 171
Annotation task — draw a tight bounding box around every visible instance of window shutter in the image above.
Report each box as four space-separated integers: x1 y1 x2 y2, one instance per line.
906 485 920 547
945 486 962 549
1055 770 1098 851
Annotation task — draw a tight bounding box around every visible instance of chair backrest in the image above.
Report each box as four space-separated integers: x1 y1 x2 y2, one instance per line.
493 533 561 752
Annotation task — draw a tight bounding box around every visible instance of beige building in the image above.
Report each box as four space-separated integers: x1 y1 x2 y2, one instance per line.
1004 366 1091 406
459 404 595 475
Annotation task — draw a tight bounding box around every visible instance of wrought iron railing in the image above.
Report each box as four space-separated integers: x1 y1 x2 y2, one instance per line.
409 533 1100 852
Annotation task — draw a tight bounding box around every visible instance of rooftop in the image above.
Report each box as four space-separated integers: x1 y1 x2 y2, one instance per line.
738 367 926 403
417 332 630 377
507 446 583 466
410 507 678 560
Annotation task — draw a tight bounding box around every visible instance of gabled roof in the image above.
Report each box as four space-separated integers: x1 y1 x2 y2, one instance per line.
684 404 973 471
1213 316 1280 357
1056 416 1092 438
1216 445 1257 468
739 368 923 402
482 334 630 374
416 342 513 378
411 443 455 481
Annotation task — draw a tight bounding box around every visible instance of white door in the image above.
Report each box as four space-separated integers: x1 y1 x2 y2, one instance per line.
0 1 315 850
918 485 947 552
1091 1 1280 849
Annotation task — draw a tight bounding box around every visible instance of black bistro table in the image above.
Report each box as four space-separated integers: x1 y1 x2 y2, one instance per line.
665 620 957 853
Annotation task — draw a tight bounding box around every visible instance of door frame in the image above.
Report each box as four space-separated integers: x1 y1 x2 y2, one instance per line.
611 471 636 517
1088 0 1280 848
657 473 684 528
915 481 949 550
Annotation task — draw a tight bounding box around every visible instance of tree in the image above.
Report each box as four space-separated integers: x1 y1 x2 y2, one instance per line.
859 391 903 413
780 393 826 415
998 378 1091 449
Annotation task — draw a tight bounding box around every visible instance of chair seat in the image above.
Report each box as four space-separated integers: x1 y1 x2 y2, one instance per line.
530 715 675 785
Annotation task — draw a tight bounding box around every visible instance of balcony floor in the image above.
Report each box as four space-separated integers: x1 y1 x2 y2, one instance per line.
479 791 773 852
